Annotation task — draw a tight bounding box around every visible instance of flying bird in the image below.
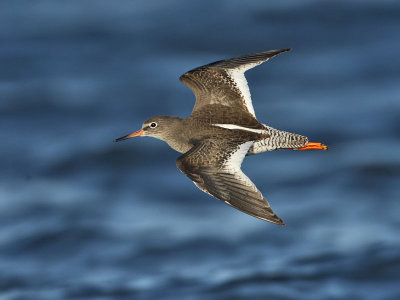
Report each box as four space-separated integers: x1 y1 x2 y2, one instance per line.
115 49 327 225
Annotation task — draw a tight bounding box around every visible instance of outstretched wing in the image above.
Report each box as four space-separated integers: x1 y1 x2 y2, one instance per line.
176 139 284 225
180 48 291 118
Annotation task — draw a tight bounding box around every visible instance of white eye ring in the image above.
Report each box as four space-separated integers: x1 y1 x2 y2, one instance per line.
150 122 158 128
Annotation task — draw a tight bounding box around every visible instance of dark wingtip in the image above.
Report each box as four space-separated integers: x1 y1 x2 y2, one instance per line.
257 211 286 225
270 215 286 226
275 48 292 55
277 218 286 226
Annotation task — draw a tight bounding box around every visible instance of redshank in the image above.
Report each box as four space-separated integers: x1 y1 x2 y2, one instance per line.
115 49 327 225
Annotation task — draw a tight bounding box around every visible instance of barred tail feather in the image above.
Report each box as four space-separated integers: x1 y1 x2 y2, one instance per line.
247 126 308 155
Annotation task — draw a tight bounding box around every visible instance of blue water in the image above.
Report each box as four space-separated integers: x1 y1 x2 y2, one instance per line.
1 1 400 299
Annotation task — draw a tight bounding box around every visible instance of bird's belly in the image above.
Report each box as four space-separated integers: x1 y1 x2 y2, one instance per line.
247 138 277 155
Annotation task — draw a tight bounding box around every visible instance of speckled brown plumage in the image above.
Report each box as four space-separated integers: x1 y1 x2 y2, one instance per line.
115 49 327 225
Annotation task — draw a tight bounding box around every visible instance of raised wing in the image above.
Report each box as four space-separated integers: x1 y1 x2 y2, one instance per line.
180 48 291 118
176 139 284 225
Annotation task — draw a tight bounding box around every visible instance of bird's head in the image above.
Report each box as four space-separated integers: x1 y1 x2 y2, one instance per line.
114 116 183 143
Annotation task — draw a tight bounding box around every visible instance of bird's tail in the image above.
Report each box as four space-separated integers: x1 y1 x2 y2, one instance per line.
247 126 309 155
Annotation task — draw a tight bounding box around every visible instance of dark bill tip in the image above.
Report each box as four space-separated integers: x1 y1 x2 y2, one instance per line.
114 129 144 142
114 135 129 142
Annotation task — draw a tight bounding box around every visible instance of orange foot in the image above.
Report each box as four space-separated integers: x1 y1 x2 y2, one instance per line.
298 142 328 151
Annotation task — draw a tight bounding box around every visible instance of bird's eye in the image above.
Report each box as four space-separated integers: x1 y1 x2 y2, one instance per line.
150 122 158 128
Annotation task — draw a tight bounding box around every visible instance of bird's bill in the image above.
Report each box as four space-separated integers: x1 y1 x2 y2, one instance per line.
114 129 144 142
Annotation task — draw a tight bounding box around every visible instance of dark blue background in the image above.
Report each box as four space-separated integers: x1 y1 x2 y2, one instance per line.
1 1 399 299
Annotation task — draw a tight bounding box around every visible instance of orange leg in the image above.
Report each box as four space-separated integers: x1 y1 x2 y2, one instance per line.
298 142 328 151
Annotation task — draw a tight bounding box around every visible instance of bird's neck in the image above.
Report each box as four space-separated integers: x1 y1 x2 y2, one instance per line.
160 117 193 153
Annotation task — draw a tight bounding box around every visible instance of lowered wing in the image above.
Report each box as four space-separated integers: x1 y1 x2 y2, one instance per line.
176 139 284 225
